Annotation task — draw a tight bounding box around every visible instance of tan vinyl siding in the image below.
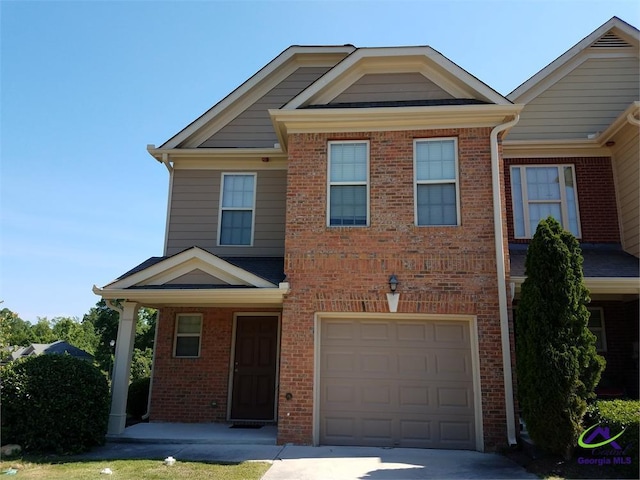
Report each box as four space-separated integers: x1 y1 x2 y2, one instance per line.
329 73 455 104
166 169 286 256
165 269 227 285
199 67 332 148
612 125 639 256
509 57 640 141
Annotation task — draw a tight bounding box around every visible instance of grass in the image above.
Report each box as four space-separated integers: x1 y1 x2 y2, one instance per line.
0 458 271 480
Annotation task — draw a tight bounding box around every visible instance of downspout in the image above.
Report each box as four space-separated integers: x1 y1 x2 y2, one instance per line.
160 153 173 173
627 112 640 127
490 114 520 447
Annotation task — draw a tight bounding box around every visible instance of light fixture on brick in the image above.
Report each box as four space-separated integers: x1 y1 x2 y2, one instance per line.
387 274 399 313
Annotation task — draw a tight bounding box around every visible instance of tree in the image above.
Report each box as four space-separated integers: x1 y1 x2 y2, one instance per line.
28 318 56 344
516 217 605 458
51 316 99 354
0 308 32 348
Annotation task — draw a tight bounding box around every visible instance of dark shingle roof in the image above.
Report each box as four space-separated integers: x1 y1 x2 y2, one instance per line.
509 243 639 278
303 99 490 109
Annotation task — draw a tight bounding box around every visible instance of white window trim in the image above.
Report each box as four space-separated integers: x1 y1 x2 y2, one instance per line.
413 137 461 227
174 313 203 358
327 140 370 227
587 307 607 353
510 164 582 239
217 172 257 247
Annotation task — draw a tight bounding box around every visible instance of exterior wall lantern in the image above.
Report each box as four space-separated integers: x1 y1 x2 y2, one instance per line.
386 274 400 313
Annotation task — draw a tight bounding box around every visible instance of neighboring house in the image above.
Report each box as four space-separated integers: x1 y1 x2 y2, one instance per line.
94 17 639 452
504 17 639 399
9 340 93 362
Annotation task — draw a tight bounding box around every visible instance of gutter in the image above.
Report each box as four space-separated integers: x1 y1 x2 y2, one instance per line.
490 114 520 447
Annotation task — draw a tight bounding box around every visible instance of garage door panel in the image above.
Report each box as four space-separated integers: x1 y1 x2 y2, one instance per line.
320 317 476 450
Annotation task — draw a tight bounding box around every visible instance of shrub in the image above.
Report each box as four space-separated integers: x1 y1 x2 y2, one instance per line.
516 217 605 458
584 400 640 478
1 354 109 454
127 376 150 419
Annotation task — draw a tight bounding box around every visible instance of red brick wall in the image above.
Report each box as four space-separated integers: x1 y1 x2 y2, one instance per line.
279 129 513 450
150 307 281 423
504 157 620 244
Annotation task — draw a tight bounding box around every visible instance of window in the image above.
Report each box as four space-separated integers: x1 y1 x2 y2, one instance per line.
414 138 459 226
219 173 256 246
328 141 369 226
510 165 581 238
174 314 202 357
587 307 607 352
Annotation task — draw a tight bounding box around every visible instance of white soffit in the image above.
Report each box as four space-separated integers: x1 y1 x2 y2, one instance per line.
103 247 276 289
508 17 639 104
284 46 511 109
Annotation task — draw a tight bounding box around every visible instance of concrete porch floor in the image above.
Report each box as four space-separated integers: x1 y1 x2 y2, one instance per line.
107 422 277 445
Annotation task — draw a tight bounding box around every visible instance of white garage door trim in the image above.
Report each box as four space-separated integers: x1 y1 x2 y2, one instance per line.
313 312 483 451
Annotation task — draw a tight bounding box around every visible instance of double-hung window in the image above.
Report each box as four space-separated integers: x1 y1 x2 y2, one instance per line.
510 165 580 238
174 314 202 358
414 138 460 226
219 173 256 246
328 141 369 226
587 307 607 352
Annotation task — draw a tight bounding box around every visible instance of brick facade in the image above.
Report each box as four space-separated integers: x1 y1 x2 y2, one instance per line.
278 129 514 450
504 157 620 244
150 307 281 423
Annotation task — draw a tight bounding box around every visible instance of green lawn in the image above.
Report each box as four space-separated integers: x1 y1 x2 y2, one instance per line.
0 458 271 480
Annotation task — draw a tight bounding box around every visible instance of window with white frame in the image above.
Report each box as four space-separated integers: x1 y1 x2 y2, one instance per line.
510 165 581 238
587 307 607 352
414 138 460 226
328 141 369 226
174 314 202 357
219 173 256 246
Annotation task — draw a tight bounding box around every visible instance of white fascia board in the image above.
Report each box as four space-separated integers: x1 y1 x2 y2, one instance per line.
508 18 639 102
159 46 355 149
270 104 523 144
147 147 289 169
285 46 510 110
511 276 640 295
104 247 276 289
93 285 288 307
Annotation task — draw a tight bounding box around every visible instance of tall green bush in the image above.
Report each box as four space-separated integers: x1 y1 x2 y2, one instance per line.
516 217 605 458
1 354 110 454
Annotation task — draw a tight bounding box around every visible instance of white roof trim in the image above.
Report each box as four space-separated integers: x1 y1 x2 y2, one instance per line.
508 17 639 103
159 46 355 149
103 247 277 289
284 46 510 109
92 283 290 307
512 276 640 295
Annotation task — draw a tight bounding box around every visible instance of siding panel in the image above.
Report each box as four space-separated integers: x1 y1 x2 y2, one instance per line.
166 169 286 256
509 57 639 140
199 67 332 148
612 125 639 256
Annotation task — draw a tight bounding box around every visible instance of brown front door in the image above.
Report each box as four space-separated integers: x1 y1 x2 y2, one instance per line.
230 316 279 421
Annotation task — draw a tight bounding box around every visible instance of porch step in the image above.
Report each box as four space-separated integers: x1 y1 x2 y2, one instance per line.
107 422 277 445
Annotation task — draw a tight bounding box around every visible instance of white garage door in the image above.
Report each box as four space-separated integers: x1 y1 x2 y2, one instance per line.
319 317 476 450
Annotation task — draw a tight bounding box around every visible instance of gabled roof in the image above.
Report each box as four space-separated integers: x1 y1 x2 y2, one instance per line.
10 341 93 361
508 17 639 103
158 45 355 149
93 247 289 307
283 46 511 109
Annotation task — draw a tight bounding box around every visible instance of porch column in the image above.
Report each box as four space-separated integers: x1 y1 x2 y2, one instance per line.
107 301 139 435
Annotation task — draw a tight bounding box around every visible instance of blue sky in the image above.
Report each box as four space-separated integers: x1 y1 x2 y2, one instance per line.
1 0 639 322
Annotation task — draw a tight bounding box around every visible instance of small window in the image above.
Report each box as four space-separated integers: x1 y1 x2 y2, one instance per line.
414 138 460 226
328 141 369 226
174 314 202 357
219 173 256 246
587 307 607 352
510 165 581 238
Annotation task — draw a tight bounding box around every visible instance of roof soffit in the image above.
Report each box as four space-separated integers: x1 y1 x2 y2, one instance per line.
508 17 639 104
284 46 511 109
103 247 276 289
159 46 355 150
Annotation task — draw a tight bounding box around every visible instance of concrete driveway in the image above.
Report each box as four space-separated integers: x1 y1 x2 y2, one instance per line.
78 443 536 479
